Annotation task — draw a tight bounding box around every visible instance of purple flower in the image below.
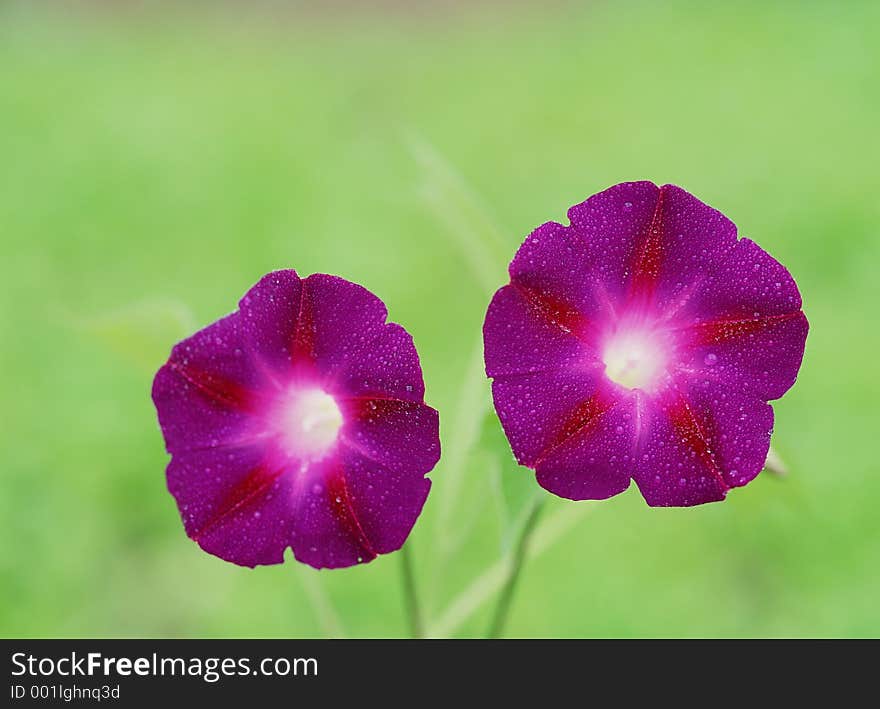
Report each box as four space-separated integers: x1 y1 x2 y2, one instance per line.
152 270 440 568
483 182 808 507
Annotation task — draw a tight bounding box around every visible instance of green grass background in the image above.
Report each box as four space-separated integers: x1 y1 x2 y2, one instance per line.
1 0 878 638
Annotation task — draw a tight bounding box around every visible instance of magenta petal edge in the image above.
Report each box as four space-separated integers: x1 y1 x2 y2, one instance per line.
152 270 440 569
483 181 808 507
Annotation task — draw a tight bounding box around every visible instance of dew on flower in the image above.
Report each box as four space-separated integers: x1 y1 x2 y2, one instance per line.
152 269 440 569
483 181 807 507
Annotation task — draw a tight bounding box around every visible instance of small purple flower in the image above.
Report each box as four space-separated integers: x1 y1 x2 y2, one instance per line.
152 270 440 568
483 182 808 507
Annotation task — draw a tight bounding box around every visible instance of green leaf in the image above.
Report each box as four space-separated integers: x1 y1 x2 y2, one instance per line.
476 407 545 552
406 131 509 297
74 298 197 374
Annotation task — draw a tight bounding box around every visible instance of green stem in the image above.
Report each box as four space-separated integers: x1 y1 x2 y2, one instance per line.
487 498 545 639
400 543 424 639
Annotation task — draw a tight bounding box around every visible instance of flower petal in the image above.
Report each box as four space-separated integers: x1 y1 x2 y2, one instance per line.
331 323 427 402
676 238 808 400
288 274 426 401
298 273 389 360
333 447 432 556
682 380 774 490
282 353 440 568
508 221 617 325
277 400 440 569
152 313 262 454
490 366 608 467
566 181 661 301
171 444 386 569
635 184 738 307
489 352 634 500
533 395 635 501
484 282 591 378
327 399 438 554
167 444 296 567
683 238 803 320
341 398 440 474
288 461 380 569
238 269 305 376
632 381 773 507
239 270 427 401
567 182 738 309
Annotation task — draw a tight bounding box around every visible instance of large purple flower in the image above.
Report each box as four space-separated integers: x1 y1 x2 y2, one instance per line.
483 182 808 507
152 270 440 568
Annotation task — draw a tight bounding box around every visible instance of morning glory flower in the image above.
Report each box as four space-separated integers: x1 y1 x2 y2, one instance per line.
152 270 440 568
483 182 807 506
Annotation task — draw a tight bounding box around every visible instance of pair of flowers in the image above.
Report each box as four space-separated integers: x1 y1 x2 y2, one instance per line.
152 182 808 569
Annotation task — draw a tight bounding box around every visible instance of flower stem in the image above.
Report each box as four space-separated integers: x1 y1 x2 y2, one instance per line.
400 542 424 639
487 497 545 639
429 501 593 638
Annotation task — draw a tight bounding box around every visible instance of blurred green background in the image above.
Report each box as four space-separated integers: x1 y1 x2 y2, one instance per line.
2 0 878 638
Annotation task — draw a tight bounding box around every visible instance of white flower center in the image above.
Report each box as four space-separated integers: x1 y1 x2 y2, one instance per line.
602 327 667 391
280 388 343 457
